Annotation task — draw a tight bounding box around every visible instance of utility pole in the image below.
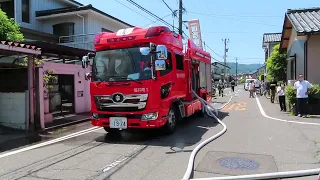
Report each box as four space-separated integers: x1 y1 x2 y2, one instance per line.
222 38 229 81
178 0 183 36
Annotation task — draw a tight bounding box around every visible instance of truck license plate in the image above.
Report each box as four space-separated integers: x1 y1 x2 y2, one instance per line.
110 117 127 129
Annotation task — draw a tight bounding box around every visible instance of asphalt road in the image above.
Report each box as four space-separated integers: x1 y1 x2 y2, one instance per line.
0 87 319 180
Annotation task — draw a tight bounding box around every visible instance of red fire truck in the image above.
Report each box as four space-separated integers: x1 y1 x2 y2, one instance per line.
81 26 213 134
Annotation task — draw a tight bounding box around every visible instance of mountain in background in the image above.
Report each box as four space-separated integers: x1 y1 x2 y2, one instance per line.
227 62 264 75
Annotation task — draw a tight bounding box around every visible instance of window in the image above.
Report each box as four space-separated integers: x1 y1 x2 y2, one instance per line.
53 23 75 42
101 28 113 33
160 51 172 76
175 54 184 70
22 0 30 23
0 0 14 18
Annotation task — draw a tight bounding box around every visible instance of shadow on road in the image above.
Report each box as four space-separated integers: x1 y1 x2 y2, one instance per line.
95 110 230 148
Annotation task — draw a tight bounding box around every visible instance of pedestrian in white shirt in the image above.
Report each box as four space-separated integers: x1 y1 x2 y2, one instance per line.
294 74 313 118
248 81 255 98
277 84 286 112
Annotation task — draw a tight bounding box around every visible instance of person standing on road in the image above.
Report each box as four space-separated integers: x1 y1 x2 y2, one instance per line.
248 80 255 98
277 84 286 111
294 74 313 118
230 80 235 92
218 79 224 97
270 78 277 103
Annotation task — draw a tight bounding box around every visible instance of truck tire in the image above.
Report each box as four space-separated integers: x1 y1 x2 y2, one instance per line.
163 106 177 134
104 127 120 135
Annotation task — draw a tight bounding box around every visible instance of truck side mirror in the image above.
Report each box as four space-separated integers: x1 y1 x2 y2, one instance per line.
156 45 168 59
155 59 166 71
82 56 89 69
82 52 95 69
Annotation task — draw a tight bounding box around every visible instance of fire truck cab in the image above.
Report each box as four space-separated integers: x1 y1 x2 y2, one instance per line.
81 26 212 134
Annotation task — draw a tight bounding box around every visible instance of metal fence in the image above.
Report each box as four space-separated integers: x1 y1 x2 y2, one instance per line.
58 34 97 51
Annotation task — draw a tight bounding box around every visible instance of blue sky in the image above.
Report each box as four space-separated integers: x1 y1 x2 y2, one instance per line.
78 0 319 64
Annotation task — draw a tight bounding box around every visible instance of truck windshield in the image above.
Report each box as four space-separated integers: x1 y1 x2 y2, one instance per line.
92 47 152 82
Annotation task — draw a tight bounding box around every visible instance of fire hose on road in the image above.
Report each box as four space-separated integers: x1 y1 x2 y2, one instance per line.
182 91 320 180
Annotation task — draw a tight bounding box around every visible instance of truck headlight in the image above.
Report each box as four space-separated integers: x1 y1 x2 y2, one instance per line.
92 113 99 119
141 112 158 121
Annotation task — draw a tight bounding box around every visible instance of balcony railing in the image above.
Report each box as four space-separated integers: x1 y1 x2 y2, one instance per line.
58 34 97 51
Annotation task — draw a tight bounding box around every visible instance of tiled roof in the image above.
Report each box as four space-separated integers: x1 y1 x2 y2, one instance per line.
286 7 320 34
263 33 282 43
0 41 41 51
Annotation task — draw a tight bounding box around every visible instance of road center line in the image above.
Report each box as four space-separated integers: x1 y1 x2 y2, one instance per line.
255 96 320 126
0 127 102 159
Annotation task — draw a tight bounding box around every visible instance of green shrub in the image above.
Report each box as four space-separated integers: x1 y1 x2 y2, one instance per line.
285 85 296 105
240 78 246 83
308 84 320 104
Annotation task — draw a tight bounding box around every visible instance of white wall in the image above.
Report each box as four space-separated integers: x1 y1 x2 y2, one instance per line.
87 13 130 34
15 0 74 31
41 14 86 35
0 92 27 130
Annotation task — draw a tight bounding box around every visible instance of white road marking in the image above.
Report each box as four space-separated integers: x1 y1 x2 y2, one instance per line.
255 96 320 126
0 127 102 159
102 145 146 172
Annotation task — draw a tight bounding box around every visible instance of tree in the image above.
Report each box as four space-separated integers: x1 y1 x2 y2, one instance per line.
266 44 287 81
0 9 24 42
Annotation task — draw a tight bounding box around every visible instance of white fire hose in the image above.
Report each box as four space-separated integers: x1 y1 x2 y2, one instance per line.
182 91 320 180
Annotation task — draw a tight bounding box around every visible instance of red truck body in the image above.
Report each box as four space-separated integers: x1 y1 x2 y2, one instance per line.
82 26 213 134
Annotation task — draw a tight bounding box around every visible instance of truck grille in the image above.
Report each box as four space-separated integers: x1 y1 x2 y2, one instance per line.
95 93 148 112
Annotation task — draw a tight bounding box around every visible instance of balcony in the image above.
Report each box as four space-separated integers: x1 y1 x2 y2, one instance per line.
58 34 97 51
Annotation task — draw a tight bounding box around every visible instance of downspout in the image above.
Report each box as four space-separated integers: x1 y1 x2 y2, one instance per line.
77 14 85 42
304 35 310 80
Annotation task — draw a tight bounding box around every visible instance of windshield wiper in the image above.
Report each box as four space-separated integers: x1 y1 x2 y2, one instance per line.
110 76 142 84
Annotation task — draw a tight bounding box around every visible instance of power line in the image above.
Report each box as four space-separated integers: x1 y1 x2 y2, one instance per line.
143 13 174 27
160 0 175 16
114 0 154 22
187 11 279 27
188 11 282 18
125 0 178 31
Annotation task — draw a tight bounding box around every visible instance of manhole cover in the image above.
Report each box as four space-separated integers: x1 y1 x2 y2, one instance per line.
217 157 259 170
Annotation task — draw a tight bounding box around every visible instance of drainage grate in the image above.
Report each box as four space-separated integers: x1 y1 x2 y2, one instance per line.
217 157 260 170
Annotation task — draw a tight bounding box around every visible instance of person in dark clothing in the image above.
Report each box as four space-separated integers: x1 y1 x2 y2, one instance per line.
270 78 277 103
230 80 235 92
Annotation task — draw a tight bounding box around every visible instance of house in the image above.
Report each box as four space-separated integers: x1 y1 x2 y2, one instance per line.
1 0 133 50
262 33 282 77
0 0 134 130
0 41 41 130
211 62 231 82
280 7 320 84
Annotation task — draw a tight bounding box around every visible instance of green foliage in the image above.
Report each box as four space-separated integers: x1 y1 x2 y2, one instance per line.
43 69 57 90
18 57 44 67
0 9 24 42
285 84 320 106
18 57 57 90
266 44 287 81
240 78 246 83
259 74 264 81
285 85 296 106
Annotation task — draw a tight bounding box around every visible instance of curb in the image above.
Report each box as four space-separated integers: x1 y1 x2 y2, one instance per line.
39 118 91 133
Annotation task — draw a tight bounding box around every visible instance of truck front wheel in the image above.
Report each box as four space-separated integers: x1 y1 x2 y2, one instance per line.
163 107 177 134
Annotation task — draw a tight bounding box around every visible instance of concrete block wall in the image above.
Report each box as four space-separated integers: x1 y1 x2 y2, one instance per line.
0 92 27 130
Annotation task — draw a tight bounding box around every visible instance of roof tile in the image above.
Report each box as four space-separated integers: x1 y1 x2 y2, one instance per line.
263 33 282 43
286 8 320 33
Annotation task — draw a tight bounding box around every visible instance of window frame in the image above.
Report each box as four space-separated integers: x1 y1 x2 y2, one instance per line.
22 0 30 23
